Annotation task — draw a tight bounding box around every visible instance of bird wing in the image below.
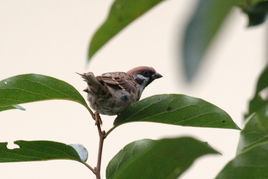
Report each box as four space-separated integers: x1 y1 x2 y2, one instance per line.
97 72 136 93
79 72 108 95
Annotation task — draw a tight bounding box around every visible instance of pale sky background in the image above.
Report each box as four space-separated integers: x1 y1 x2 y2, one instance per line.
0 0 266 179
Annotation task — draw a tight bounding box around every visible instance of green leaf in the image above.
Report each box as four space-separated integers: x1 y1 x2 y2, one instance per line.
244 1 268 26
216 139 268 179
114 94 239 130
236 0 265 7
0 74 89 112
237 105 268 154
237 0 268 26
217 105 268 178
182 0 234 81
106 137 219 179
88 0 165 59
0 105 25 112
247 66 268 116
254 66 268 94
0 140 86 163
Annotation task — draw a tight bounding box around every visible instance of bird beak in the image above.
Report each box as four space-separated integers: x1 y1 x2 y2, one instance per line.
153 72 163 79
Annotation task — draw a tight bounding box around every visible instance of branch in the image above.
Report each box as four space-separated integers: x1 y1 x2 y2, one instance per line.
83 111 106 179
82 162 96 174
86 106 95 119
105 126 116 138
94 112 106 179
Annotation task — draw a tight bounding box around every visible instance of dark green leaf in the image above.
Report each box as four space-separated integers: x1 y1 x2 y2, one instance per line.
0 74 89 112
255 66 268 94
0 140 85 162
217 105 268 178
247 66 268 116
237 0 268 26
245 1 268 26
182 0 234 81
115 94 239 130
237 105 268 154
236 0 266 7
106 137 219 179
88 0 165 59
0 105 25 112
216 139 268 179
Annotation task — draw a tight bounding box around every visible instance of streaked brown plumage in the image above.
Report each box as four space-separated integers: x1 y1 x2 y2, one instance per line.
80 66 162 115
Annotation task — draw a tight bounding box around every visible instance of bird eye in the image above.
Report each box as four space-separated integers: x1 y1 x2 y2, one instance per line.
142 71 150 77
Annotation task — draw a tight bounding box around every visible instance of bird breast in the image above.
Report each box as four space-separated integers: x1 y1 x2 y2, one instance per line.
87 86 138 115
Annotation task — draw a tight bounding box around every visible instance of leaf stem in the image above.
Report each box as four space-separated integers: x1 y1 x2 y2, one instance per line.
82 162 96 174
105 125 116 138
86 106 95 119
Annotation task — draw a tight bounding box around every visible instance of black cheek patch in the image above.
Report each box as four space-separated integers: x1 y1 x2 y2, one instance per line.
135 78 145 85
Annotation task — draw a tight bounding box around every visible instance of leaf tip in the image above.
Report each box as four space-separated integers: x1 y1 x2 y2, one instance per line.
182 50 201 83
229 120 241 130
87 47 93 63
70 144 88 162
14 105 26 111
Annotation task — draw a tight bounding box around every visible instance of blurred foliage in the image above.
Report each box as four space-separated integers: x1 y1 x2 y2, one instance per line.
89 0 267 81
247 66 268 116
238 0 268 26
88 0 165 59
182 0 234 81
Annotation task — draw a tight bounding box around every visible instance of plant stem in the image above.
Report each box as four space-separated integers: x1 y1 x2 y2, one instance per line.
86 106 95 119
82 162 95 174
94 112 105 179
84 111 107 178
105 126 116 138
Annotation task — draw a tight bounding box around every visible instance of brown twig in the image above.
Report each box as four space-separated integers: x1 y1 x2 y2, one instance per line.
86 105 95 119
83 109 110 178
94 112 106 179
82 111 106 179
105 126 116 138
82 162 96 174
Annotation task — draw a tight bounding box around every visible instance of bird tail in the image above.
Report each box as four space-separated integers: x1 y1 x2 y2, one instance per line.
77 72 107 95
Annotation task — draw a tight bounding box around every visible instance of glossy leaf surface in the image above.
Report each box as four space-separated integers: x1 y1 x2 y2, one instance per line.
238 105 268 154
216 140 268 179
107 137 219 179
0 105 25 112
115 94 239 130
0 140 85 162
0 74 89 112
217 105 268 178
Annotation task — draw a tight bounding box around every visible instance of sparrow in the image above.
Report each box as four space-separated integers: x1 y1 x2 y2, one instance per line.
79 66 162 115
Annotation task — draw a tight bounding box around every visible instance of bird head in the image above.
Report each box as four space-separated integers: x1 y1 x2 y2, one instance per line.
127 66 162 89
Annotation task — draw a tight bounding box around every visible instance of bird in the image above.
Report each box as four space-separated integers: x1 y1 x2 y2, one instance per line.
79 66 162 116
